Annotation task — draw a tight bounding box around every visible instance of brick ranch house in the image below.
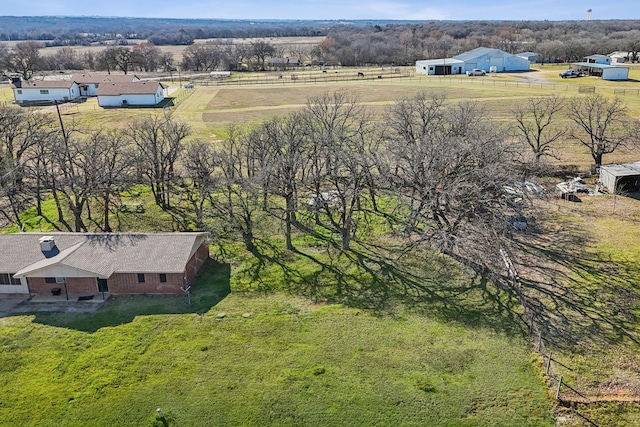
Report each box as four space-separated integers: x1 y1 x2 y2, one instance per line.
0 233 209 296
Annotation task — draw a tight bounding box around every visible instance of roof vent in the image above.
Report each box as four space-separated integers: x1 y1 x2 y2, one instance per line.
39 236 56 252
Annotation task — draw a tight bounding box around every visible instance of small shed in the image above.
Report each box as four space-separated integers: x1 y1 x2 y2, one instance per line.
599 162 640 193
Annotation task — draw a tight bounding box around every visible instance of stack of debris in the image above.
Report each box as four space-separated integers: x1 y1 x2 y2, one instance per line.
555 177 601 201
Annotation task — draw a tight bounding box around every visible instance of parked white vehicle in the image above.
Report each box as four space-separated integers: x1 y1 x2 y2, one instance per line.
466 68 486 76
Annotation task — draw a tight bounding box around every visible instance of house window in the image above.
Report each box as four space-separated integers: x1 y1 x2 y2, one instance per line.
137 273 145 283
95 83 99 88
39 89 49 94
16 89 22 94
159 274 167 283
45 277 57 283
0 273 21 285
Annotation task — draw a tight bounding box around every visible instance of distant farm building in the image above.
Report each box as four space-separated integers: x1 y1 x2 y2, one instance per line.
516 52 539 63
415 47 531 76
267 57 299 67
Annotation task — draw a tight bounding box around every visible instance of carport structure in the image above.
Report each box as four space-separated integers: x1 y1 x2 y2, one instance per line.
599 162 640 193
570 62 629 80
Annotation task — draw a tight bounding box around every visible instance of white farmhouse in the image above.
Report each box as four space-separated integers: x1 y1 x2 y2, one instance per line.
416 47 531 76
72 73 140 97
12 79 80 105
96 81 166 107
608 51 630 64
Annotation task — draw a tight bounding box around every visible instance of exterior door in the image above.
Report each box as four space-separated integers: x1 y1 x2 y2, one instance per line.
97 279 109 293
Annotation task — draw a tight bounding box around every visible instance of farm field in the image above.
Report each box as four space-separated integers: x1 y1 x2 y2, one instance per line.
4 63 640 426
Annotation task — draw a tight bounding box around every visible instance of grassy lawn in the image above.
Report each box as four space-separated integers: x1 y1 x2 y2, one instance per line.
0 260 554 427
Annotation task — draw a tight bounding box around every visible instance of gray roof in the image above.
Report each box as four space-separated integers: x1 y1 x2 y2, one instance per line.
16 80 78 89
96 81 164 96
516 52 537 57
453 47 507 62
571 62 627 70
416 58 464 66
0 232 207 277
600 162 640 177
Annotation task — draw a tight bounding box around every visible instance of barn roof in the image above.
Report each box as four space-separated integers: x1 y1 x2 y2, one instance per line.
453 47 507 61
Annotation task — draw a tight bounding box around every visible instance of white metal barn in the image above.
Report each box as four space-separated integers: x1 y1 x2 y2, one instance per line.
96 81 166 107
12 80 80 104
415 47 531 76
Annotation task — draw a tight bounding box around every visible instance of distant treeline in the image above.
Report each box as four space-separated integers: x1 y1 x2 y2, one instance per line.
2 17 640 53
0 16 377 45
2 17 640 70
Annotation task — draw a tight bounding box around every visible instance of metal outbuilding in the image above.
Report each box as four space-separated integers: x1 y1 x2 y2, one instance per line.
416 47 530 76
599 162 640 193
570 62 629 80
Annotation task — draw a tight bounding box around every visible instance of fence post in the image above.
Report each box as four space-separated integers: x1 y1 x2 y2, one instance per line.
546 352 552 375
556 376 563 399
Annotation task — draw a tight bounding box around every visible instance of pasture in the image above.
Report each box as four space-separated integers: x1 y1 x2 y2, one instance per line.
4 64 640 425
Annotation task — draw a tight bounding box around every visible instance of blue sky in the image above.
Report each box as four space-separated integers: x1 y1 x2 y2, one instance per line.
14 1 638 21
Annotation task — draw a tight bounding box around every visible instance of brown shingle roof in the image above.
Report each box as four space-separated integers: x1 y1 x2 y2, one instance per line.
96 81 164 96
17 80 77 89
1 232 208 277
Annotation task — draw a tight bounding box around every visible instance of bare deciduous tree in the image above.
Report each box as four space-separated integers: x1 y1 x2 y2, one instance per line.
567 94 633 166
3 41 43 80
250 40 276 70
387 100 522 278
127 115 190 209
216 126 263 254
303 91 376 250
0 106 55 224
512 95 566 164
253 113 309 250
132 42 161 72
89 129 131 232
180 139 220 230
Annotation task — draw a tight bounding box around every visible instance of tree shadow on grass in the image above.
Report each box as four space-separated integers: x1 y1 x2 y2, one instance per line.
27 260 231 333
235 230 526 338
510 216 640 354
